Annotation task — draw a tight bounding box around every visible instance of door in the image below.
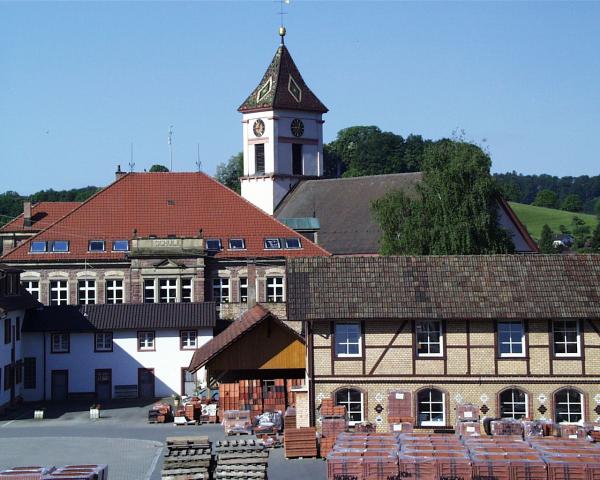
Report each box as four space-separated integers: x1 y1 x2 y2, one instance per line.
51 370 68 401
138 368 155 399
95 369 112 402
181 368 197 397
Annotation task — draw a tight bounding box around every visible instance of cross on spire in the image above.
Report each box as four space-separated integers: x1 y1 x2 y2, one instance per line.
277 0 289 44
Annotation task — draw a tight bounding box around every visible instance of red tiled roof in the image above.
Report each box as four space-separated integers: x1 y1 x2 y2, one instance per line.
0 202 80 233
188 304 304 372
0 172 330 261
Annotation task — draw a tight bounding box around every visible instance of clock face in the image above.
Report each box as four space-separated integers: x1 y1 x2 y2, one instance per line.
253 119 265 137
291 119 304 138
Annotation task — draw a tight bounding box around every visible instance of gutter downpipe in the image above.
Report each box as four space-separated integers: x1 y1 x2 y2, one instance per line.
307 320 316 427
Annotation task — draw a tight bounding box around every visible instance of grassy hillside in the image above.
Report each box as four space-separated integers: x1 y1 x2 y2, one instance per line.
509 202 599 240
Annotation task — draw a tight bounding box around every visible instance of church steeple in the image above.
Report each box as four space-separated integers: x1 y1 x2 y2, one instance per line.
239 32 327 215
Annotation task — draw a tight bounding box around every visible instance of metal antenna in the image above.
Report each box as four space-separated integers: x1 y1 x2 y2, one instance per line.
168 125 174 171
195 143 202 172
128 143 135 172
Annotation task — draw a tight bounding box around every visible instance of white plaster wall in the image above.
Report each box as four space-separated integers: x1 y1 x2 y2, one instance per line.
241 178 276 215
0 311 24 407
21 328 212 401
21 332 43 402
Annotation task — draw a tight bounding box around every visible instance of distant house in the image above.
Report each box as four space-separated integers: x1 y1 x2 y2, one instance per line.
275 173 539 255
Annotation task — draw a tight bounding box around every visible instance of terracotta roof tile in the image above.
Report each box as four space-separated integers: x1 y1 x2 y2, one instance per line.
1 172 330 262
286 255 600 321
0 202 80 233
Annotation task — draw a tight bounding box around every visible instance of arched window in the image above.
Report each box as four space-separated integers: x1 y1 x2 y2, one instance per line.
335 388 364 425
555 389 583 423
499 388 528 419
417 388 445 426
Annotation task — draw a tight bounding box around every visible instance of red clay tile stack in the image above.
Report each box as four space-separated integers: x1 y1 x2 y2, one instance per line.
285 379 304 407
491 419 525 437
455 403 481 437
219 379 300 416
148 402 172 423
42 464 108 480
387 390 413 433
284 427 318 458
320 401 348 458
284 407 297 430
0 467 55 480
263 379 287 413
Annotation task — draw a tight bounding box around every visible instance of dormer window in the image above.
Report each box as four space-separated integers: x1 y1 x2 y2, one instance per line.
51 241 69 253
228 239 246 250
88 240 105 252
264 238 281 249
206 239 222 251
285 238 302 249
112 240 129 251
30 241 47 253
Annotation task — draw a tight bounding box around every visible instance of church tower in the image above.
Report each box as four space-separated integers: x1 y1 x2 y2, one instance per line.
238 28 328 215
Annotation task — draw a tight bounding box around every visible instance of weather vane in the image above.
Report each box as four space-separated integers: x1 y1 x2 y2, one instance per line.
276 0 290 43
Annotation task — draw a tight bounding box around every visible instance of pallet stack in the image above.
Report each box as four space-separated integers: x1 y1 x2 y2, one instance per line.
214 439 269 479
162 436 212 480
0 466 55 479
42 465 109 480
222 410 253 435
284 407 296 430
148 402 173 423
219 379 302 416
284 427 318 458
455 403 480 437
387 390 413 433
491 419 525 437
320 400 347 458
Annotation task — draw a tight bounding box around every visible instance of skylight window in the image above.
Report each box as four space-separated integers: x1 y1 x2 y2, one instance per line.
88 240 105 252
285 238 302 249
264 238 282 249
30 241 47 253
228 239 246 250
206 239 222 251
112 240 129 252
51 241 69 253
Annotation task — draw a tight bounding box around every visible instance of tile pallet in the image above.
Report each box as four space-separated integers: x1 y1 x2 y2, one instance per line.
214 439 268 480
285 427 318 459
162 436 212 480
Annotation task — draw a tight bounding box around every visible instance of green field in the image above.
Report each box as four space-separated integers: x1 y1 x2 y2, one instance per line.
509 202 599 240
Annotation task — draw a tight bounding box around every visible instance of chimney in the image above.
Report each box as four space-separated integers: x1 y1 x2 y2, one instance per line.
115 165 127 181
23 201 32 228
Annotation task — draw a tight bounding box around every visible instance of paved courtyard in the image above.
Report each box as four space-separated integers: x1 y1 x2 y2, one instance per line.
0 401 326 480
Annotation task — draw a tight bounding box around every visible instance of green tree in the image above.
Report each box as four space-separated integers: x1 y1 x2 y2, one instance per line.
595 198 600 219
149 164 169 172
372 140 514 255
561 194 583 212
539 224 555 253
532 189 558 208
215 153 243 194
591 223 600 252
571 216 591 249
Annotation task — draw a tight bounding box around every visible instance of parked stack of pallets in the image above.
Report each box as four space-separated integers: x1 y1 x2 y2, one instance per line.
148 402 173 423
535 437 600 480
214 439 268 480
219 379 301 416
491 419 525 437
387 390 414 434
455 403 481 437
222 410 253 436
320 402 348 458
284 407 296 430
0 466 56 479
43 465 109 480
162 436 212 480
284 427 318 458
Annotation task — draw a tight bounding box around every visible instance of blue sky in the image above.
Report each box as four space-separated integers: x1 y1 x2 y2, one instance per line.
1 1 599 194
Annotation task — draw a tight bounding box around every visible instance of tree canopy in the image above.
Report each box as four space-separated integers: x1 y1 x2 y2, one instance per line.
372 140 515 255
560 194 583 212
539 224 555 254
215 153 243 194
532 189 558 208
149 164 170 172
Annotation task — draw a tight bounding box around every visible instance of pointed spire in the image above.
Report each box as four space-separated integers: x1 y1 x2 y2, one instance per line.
238 41 328 114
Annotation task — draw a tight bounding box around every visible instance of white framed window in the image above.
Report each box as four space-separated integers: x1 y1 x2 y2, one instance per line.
94 332 113 352
335 388 364 425
138 331 155 351
77 279 96 305
51 333 69 353
553 320 580 357
112 240 129 251
105 279 124 304
88 240 105 252
144 279 156 303
159 278 177 303
335 323 362 357
264 238 281 249
266 276 284 302
555 389 583 423
228 238 246 250
30 241 47 253
499 388 528 419
180 330 197 350
498 321 525 357
51 240 69 253
206 239 222 251
239 277 248 303
49 280 68 305
181 278 193 303
418 389 445 426
212 278 230 304
416 321 443 357
22 280 40 301
284 237 302 249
